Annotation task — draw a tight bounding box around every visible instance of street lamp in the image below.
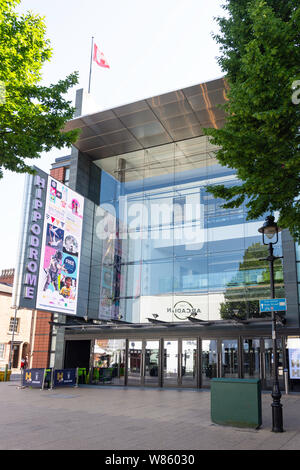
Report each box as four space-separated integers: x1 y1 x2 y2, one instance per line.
258 215 284 432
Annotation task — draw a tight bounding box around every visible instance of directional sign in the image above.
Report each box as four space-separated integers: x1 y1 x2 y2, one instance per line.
259 298 287 313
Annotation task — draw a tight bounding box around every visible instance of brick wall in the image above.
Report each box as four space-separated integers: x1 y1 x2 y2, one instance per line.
50 167 65 183
0 269 15 285
31 311 52 368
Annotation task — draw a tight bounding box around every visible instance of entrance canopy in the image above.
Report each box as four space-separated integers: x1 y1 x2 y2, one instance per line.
64 78 227 161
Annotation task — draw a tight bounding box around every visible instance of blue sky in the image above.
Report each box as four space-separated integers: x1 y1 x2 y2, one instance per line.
0 0 224 272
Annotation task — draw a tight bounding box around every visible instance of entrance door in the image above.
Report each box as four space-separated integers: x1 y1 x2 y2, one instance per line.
12 344 20 369
64 340 91 369
221 339 238 378
163 340 179 387
127 340 143 386
263 338 284 390
243 338 261 379
181 339 197 388
144 340 160 387
201 339 218 387
92 339 126 385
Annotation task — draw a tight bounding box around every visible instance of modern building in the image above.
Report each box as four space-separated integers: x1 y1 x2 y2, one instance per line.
16 77 300 391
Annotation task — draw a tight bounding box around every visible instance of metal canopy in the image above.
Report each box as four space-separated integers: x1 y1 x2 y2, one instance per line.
64 78 227 161
50 317 276 332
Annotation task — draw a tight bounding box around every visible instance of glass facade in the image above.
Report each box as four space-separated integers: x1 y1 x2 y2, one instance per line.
296 243 300 308
89 135 284 323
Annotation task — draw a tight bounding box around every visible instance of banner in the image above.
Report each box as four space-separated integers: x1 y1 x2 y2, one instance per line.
22 368 45 388
53 368 77 387
36 177 84 315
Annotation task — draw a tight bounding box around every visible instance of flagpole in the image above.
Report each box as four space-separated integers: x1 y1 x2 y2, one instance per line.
88 36 94 94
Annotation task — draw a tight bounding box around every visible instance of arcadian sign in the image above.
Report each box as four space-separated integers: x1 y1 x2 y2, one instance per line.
167 301 201 320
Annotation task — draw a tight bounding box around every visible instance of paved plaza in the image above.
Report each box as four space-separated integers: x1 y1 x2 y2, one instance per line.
1 378 300 450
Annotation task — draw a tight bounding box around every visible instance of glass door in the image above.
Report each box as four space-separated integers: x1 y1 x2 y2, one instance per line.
201 339 218 387
92 339 126 385
181 339 197 388
243 338 261 380
163 340 179 387
127 340 143 386
221 339 238 378
144 340 160 387
263 338 284 390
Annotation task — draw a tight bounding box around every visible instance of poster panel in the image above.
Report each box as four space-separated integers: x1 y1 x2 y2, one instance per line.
36 177 84 315
288 338 300 379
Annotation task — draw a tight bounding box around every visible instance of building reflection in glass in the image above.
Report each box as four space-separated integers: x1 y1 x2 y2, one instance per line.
89 135 284 323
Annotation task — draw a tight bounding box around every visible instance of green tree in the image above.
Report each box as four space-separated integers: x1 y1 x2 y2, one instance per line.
0 0 79 178
204 0 300 240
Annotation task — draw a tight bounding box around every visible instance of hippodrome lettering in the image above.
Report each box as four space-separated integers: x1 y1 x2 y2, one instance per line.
24 175 46 299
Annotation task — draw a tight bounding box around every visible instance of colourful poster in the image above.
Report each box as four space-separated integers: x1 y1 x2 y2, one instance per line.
36 177 84 315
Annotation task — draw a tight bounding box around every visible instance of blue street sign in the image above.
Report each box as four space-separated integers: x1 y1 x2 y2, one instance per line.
259 298 287 313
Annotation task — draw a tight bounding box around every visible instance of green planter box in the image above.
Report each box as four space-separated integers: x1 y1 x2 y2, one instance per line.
211 378 262 429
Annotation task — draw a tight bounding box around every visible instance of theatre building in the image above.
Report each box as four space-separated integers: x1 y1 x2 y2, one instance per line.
13 78 300 391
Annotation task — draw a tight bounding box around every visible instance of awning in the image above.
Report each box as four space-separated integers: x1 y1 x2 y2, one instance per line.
64 77 227 161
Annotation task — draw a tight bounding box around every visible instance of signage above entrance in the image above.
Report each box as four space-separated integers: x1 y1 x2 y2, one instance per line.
167 301 201 321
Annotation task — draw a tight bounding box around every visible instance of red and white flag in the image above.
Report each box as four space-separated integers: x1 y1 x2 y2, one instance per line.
93 43 110 69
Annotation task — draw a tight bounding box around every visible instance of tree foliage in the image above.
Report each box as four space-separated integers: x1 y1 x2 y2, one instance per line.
204 0 300 240
0 0 79 178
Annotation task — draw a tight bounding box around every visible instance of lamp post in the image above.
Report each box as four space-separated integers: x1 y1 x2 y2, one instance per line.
258 215 284 432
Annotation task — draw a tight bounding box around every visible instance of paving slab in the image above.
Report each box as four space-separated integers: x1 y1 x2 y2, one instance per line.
0 381 300 450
